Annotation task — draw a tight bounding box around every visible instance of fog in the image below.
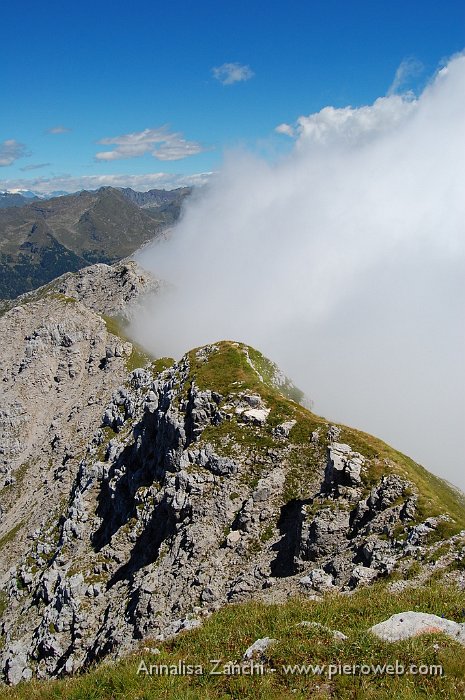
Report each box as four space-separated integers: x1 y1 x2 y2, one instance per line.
131 54 465 492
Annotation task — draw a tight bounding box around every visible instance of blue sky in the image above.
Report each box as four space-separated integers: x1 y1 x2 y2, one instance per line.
1 0 464 192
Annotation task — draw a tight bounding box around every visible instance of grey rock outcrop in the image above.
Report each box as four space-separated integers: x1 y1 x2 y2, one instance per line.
53 261 160 321
325 442 364 488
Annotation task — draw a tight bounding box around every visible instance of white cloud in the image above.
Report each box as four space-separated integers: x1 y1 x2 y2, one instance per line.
275 123 295 137
153 140 205 161
212 62 254 85
0 139 29 167
0 171 213 196
95 127 204 162
276 63 426 148
20 162 51 172
47 125 71 134
280 95 417 148
132 53 465 493
388 57 423 95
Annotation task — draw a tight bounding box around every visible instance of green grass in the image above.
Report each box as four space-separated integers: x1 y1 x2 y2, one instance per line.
49 292 78 304
188 342 298 471
0 521 24 551
338 426 465 536
405 561 423 580
0 462 31 502
0 278 67 316
152 357 175 375
247 346 305 404
202 419 276 458
3 580 465 699
187 342 304 409
0 590 7 619
187 342 258 396
259 523 275 542
1 287 77 318
188 342 314 458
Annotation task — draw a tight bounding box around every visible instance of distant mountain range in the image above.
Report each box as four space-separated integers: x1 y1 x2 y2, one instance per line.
0 186 192 208
0 191 39 209
0 186 191 298
119 186 191 210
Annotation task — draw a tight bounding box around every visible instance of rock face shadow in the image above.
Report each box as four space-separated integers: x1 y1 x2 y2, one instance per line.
270 499 309 577
106 495 179 587
91 432 153 551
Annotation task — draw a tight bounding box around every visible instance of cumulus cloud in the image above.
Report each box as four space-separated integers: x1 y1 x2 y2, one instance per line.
0 139 29 167
95 127 204 162
0 171 213 196
47 126 71 134
132 54 465 492
212 62 254 85
279 95 417 148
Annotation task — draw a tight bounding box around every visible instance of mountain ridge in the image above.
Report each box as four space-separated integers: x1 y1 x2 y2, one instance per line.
0 186 190 299
0 192 39 209
0 262 464 688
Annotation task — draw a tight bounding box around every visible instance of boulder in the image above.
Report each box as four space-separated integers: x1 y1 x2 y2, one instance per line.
369 612 465 645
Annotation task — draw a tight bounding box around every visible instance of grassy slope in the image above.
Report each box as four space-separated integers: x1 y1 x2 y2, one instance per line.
3 580 465 700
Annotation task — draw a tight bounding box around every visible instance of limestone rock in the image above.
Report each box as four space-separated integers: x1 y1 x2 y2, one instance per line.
325 443 364 488
53 261 160 320
300 569 334 592
240 408 270 425
349 565 380 588
299 505 351 561
369 612 465 645
273 420 296 438
243 637 278 660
